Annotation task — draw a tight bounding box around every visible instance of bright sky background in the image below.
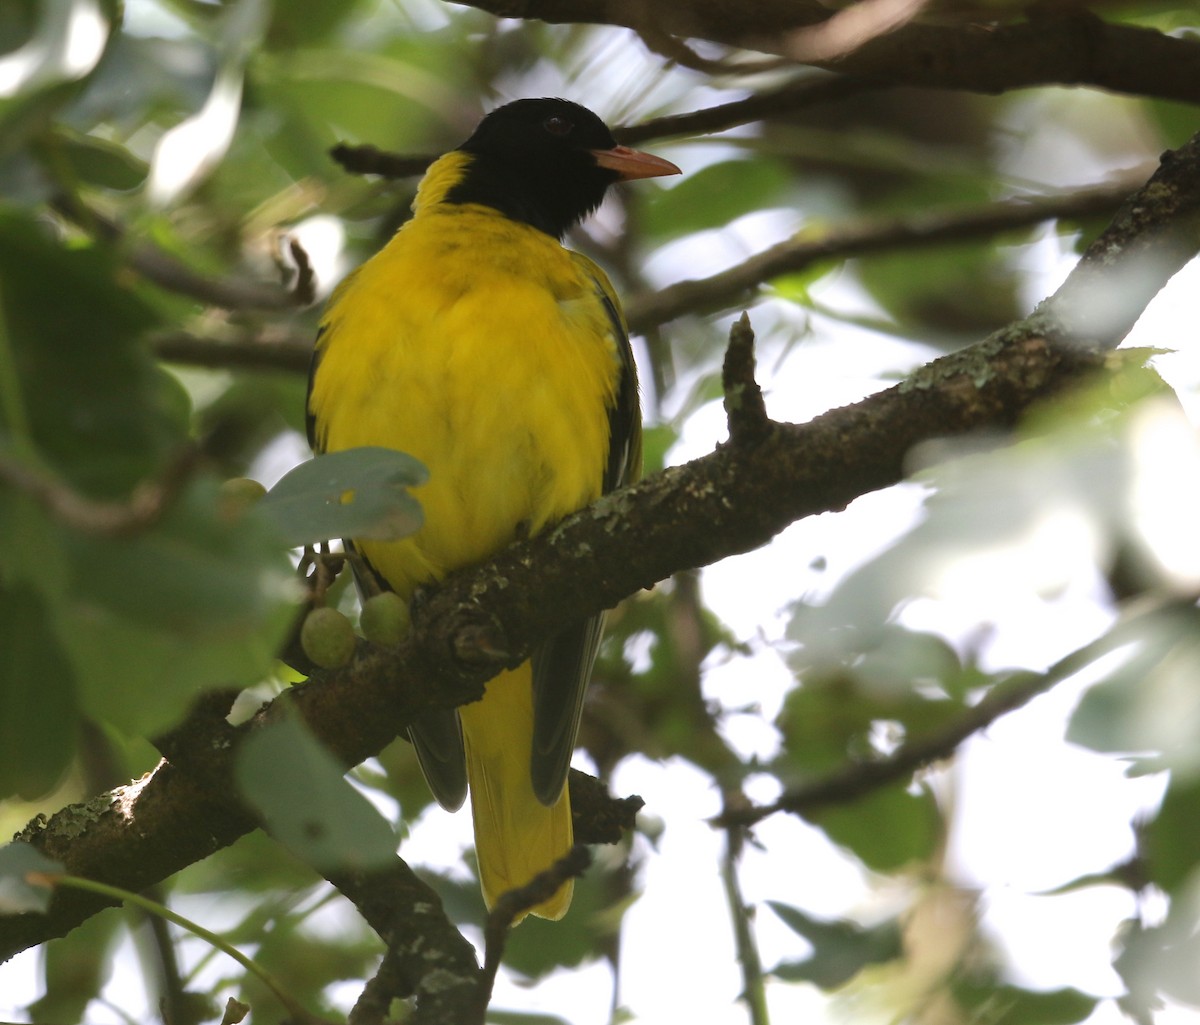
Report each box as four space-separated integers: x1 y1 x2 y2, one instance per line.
4 2 1200 1024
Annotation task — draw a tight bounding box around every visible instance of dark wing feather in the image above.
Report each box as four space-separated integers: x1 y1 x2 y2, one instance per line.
307 322 468 811
530 265 641 806
407 708 469 810
305 326 324 452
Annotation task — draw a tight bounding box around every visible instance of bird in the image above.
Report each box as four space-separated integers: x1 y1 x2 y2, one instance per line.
306 98 680 920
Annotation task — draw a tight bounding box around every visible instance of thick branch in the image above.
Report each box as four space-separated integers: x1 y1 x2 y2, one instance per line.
451 1 1200 104
5 129 1199 965
329 861 481 1025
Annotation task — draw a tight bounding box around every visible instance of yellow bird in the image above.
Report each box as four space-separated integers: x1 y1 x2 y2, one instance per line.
307 98 679 919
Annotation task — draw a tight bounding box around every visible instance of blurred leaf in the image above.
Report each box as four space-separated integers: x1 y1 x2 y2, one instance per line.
487 1012 572 1025
236 713 399 872
372 735 438 827
261 446 427 546
27 910 120 1023
1143 773 1200 893
54 125 148 190
246 906 378 1015
858 239 1024 339
64 480 291 632
0 585 77 799
1116 888 1200 1018
953 979 1096 1025
45 478 298 738
174 825 322 898
767 901 902 989
1067 605 1200 776
0 842 61 913
809 782 942 872
640 158 795 241
775 671 881 776
0 211 182 496
264 0 370 50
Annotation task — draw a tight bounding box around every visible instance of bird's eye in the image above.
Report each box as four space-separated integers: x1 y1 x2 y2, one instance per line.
543 115 572 137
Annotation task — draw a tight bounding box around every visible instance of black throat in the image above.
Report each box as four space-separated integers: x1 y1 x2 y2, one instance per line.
444 150 612 240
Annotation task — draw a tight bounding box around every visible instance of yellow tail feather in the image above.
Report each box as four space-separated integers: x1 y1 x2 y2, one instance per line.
460 663 574 921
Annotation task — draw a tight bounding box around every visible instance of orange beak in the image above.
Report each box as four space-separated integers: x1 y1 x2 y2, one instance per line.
590 145 681 181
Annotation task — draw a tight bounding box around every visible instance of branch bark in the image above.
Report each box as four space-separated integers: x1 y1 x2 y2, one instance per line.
450 1 1200 104
5 129 1199 971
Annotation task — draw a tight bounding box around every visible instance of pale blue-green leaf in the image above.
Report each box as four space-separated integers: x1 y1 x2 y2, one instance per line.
260 447 427 546
236 714 398 872
1067 606 1200 776
0 843 63 914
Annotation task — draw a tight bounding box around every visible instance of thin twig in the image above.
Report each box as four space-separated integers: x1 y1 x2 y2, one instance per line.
329 77 873 182
150 332 313 373
720 793 770 1025
478 846 592 1004
712 605 1169 829
616 75 876 145
0 445 197 537
625 179 1137 333
147 183 1134 378
330 143 433 179
286 236 317 307
52 196 309 312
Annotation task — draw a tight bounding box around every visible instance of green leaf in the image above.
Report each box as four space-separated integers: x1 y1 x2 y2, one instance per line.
0 842 62 914
55 125 148 190
1067 605 1200 776
236 713 399 872
0 585 78 799
0 211 182 496
953 980 1096 1025
63 479 292 633
1144 773 1200 892
486 1012 572 1025
1115 900 1200 1018
809 782 942 872
766 901 902 989
639 158 795 241
260 447 427 546
50 479 298 738
27 911 122 1024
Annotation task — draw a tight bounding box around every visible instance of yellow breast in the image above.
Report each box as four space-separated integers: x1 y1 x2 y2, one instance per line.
308 176 622 597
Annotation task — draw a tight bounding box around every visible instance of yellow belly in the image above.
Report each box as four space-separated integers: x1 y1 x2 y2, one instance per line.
310 206 621 592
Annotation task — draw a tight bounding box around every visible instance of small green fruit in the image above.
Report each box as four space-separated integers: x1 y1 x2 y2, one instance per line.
218 477 268 520
301 606 356 669
360 591 410 647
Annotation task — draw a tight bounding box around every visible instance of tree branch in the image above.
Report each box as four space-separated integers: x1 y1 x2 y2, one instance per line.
0 445 198 537
5 129 1199 967
147 184 1133 375
714 598 1184 828
150 332 314 373
624 179 1137 333
329 860 481 1025
450 1 1200 104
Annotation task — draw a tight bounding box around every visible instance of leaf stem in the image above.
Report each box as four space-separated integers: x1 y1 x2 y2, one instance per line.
31 872 315 1022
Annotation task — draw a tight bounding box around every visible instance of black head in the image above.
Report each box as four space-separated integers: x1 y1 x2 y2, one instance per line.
447 98 678 239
